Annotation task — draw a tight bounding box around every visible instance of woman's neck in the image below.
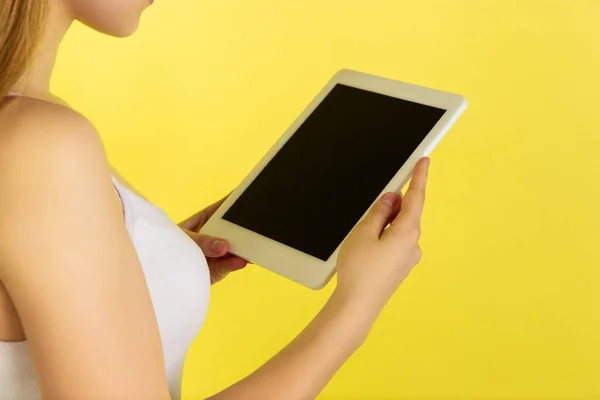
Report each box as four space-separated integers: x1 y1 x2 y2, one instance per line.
11 4 73 101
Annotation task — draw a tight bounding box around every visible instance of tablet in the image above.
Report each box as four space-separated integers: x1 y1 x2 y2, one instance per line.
200 69 467 289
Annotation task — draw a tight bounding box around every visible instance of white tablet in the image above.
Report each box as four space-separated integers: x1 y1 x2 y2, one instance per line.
200 69 467 289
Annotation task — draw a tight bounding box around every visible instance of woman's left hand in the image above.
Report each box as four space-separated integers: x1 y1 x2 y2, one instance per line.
179 196 248 284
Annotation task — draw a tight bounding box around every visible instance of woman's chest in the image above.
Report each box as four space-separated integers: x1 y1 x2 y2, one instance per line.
113 178 211 397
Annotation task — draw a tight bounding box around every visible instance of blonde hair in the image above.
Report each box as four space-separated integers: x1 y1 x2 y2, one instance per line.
0 0 47 96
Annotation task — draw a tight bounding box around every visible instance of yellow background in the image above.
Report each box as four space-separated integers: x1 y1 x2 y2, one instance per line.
52 1 600 398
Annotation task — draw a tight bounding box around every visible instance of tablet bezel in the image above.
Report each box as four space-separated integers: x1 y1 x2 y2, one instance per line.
199 69 467 289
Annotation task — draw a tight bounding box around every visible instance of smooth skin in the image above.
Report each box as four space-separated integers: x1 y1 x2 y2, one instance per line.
0 0 430 399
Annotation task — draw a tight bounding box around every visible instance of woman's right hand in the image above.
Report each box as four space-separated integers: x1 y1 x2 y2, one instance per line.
209 158 432 400
334 157 430 317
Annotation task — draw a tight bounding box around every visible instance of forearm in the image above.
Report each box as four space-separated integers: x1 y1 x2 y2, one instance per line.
208 293 376 400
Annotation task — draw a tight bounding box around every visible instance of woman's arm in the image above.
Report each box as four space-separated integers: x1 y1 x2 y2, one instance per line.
209 293 373 400
0 99 171 400
209 159 430 400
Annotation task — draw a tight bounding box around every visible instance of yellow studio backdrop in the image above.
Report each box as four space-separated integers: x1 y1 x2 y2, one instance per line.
51 1 600 399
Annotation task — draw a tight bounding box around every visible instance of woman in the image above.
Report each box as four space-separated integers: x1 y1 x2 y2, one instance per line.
0 1 430 399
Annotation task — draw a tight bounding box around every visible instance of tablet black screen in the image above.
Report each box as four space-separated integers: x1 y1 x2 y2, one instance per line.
223 84 446 261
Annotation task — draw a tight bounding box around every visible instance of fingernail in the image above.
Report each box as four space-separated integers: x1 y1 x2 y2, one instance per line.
381 193 397 207
211 240 227 252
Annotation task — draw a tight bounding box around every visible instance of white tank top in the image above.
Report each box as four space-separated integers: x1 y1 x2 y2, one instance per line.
0 177 212 400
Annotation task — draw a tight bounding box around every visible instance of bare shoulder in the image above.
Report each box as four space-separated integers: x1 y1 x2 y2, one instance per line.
0 96 104 158
0 96 110 184
0 96 94 133
0 96 117 246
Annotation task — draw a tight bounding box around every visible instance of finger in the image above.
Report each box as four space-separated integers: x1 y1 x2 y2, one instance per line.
179 193 231 231
209 255 248 284
210 260 229 284
391 158 430 229
359 191 400 235
210 255 248 273
204 193 230 217
179 209 208 232
386 191 403 228
185 230 230 257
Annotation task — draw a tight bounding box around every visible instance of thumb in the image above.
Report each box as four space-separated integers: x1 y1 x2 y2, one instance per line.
183 229 229 257
360 192 400 235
